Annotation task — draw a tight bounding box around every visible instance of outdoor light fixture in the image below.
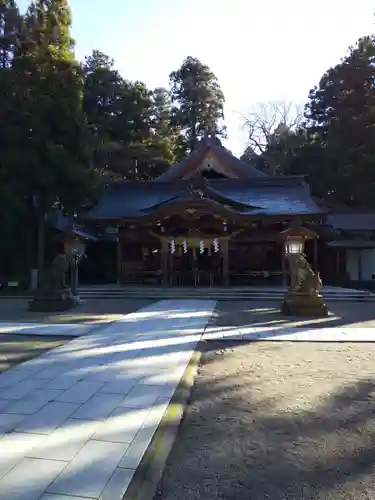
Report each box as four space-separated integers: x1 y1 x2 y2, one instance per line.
169 239 176 254
182 240 188 253
213 238 219 252
284 237 304 255
199 240 205 254
223 221 227 232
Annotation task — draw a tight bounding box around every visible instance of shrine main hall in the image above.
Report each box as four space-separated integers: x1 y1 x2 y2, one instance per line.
63 134 375 288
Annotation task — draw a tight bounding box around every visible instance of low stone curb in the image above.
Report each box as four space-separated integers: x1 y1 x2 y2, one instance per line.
123 349 202 500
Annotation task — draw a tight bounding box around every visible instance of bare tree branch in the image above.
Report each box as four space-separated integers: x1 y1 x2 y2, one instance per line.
242 101 303 155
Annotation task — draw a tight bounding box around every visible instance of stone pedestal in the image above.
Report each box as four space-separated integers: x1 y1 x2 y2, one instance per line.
281 291 329 317
28 287 77 312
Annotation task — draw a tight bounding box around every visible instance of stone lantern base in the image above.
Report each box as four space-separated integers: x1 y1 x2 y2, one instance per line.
281 291 329 317
28 287 77 312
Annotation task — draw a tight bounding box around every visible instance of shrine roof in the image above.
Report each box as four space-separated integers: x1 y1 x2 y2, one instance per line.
155 134 268 181
82 176 324 221
327 213 375 231
327 240 375 248
48 212 117 241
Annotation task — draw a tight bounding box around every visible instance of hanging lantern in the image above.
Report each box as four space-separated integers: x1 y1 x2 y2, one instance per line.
170 239 175 254
182 240 188 253
199 240 205 254
223 220 227 232
213 238 219 252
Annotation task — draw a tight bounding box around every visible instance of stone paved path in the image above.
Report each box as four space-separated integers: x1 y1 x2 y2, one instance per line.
0 322 95 337
0 299 215 500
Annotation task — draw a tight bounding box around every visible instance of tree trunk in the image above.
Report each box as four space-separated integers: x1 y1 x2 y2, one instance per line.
190 105 197 151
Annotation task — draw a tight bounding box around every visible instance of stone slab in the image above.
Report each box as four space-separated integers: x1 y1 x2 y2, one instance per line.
0 322 94 337
0 457 67 500
46 440 130 498
0 299 216 499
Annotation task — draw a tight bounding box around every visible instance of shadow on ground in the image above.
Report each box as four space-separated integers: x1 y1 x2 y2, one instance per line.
0 335 68 373
215 300 375 329
0 298 153 325
155 339 375 500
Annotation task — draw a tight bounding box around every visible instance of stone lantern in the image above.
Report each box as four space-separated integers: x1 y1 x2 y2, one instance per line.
279 226 328 317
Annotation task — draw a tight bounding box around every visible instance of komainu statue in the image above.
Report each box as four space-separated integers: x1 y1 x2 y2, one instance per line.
29 252 75 312
42 253 70 290
282 253 328 317
286 253 322 295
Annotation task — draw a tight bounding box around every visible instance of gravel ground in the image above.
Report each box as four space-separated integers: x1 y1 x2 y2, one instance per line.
155 341 375 500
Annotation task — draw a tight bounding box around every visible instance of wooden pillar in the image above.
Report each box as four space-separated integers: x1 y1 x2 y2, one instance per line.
116 237 121 285
221 238 229 286
161 240 168 286
281 242 287 285
336 250 340 283
357 251 363 281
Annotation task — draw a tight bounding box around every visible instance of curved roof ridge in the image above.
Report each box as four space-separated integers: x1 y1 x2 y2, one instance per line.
155 134 269 181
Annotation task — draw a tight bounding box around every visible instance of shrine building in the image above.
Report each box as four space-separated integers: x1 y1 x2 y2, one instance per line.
75 133 330 287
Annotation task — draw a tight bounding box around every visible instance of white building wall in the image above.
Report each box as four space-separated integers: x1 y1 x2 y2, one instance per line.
346 249 375 280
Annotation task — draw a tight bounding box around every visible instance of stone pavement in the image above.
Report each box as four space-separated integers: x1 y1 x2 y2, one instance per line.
0 299 216 500
0 322 95 337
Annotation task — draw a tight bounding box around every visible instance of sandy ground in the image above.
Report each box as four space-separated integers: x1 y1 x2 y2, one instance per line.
155 341 375 499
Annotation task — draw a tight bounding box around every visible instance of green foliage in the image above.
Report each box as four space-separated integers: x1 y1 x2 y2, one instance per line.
305 36 375 205
240 146 267 173
9 0 93 210
242 36 375 207
83 51 177 180
0 0 21 68
0 0 94 277
169 56 225 153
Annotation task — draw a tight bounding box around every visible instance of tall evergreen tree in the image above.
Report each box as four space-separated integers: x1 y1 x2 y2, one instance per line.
84 51 177 180
0 0 21 68
0 0 25 277
305 36 375 205
169 56 225 153
8 0 93 277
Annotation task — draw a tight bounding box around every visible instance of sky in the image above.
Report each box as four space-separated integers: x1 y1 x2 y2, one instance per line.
18 0 375 156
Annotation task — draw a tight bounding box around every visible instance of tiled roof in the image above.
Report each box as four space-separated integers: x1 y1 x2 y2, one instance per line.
327 213 375 231
82 177 323 221
47 212 116 241
327 240 375 248
155 135 268 181
207 178 322 216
